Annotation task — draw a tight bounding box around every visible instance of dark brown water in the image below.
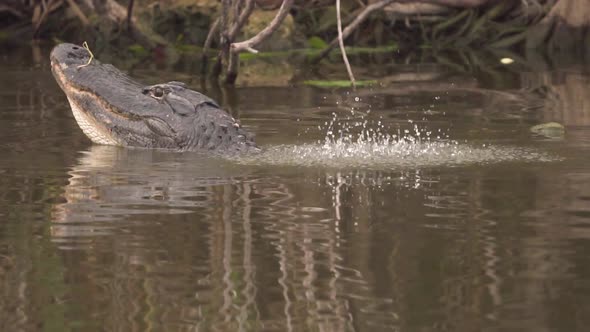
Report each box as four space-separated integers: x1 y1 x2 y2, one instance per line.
1 45 590 331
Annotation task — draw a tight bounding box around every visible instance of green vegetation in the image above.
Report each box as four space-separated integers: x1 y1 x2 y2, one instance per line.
238 44 397 61
127 43 149 57
307 36 328 49
1 0 588 84
304 80 377 88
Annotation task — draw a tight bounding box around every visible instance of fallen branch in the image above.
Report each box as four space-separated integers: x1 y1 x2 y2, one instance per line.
337 0 356 88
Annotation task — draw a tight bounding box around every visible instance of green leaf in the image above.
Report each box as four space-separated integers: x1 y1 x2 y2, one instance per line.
308 36 327 49
127 44 148 57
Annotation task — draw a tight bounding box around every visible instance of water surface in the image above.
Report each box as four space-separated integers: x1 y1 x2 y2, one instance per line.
1 45 590 331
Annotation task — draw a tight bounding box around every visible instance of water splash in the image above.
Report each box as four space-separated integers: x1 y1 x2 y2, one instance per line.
238 109 559 169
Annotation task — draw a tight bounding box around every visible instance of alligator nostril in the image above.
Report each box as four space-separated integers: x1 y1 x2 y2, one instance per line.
72 46 79 50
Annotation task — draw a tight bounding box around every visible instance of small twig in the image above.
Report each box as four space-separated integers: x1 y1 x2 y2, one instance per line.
77 41 94 69
230 0 295 53
337 0 356 88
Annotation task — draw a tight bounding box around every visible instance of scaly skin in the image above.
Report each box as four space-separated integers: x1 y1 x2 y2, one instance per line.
50 43 259 153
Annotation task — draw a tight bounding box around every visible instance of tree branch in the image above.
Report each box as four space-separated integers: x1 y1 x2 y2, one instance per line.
312 0 395 63
212 0 231 79
230 0 294 54
220 0 230 46
228 0 255 40
201 17 220 74
233 0 245 19
310 0 493 64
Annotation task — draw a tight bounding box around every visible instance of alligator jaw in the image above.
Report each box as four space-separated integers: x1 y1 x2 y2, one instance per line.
51 60 119 146
66 94 119 146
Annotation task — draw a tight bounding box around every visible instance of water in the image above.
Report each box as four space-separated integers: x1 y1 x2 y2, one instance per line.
1 45 590 331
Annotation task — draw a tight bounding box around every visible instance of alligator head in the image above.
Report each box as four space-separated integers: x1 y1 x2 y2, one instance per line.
50 43 258 153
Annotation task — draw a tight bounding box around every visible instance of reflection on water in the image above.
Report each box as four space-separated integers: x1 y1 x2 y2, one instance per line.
1 46 590 331
48 146 402 331
51 146 250 245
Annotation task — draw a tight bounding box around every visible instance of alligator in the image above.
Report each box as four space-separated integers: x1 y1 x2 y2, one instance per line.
50 43 259 153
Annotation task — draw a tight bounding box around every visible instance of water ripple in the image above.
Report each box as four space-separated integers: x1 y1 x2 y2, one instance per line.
238 140 559 169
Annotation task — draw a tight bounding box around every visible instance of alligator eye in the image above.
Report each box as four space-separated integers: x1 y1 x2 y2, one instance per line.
153 87 164 98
